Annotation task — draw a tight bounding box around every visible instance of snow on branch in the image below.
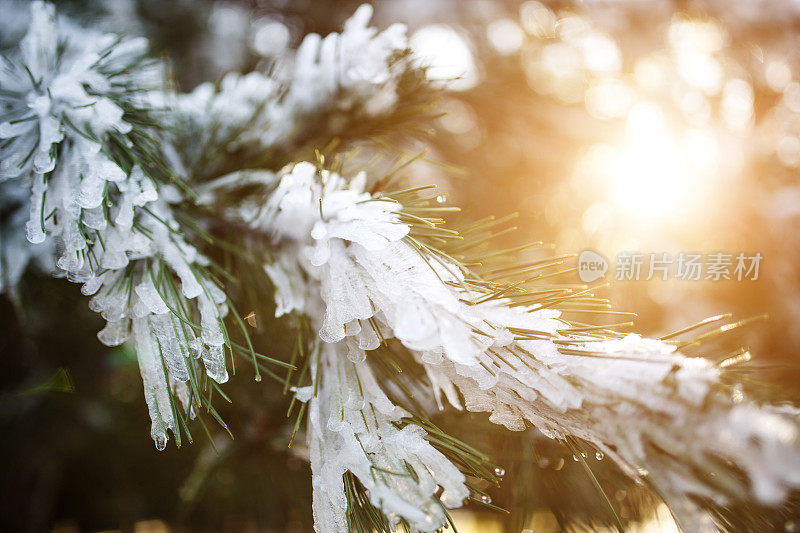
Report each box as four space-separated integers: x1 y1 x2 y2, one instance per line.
245 161 800 530
0 2 434 451
164 4 416 180
0 1 235 448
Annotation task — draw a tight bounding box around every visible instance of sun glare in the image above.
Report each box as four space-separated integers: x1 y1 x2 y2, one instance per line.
410 24 478 91
556 15 740 231
599 101 717 221
612 102 690 218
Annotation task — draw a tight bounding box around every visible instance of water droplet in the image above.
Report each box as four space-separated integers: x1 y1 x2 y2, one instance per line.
154 435 167 451
572 454 580 462
636 467 649 478
553 458 565 471
786 520 797 532
595 451 604 460
494 467 505 476
254 374 262 382
480 495 492 504
436 193 448 204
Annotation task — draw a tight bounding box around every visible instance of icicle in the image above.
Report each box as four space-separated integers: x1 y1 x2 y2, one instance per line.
151 313 190 383
133 316 175 450
97 318 131 346
25 174 47 244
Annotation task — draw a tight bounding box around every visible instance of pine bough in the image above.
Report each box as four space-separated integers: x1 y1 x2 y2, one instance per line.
1 3 799 531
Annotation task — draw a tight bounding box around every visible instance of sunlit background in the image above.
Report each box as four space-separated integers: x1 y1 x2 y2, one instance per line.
4 0 800 531
392 0 800 362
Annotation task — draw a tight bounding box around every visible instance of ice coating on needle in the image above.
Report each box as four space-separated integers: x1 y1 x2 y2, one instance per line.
167 4 409 173
0 1 232 449
306 343 469 533
251 161 800 531
0 2 420 453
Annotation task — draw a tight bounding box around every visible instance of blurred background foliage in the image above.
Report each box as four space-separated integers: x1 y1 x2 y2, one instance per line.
3 0 800 531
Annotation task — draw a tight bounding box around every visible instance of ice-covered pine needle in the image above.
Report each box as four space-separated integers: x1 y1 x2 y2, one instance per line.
234 161 800 532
